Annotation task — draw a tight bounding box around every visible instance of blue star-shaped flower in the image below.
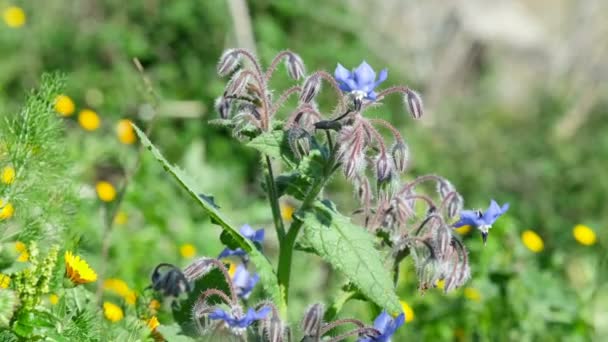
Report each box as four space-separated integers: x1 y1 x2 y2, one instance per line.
232 264 259 299
358 311 405 342
208 306 270 330
453 199 509 243
218 224 265 259
334 61 388 101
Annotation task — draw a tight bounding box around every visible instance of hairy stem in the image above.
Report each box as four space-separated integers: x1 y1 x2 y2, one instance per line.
265 155 286 241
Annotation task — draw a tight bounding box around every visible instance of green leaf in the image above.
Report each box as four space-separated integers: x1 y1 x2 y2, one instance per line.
275 149 326 200
156 324 195 342
133 125 285 313
300 202 402 315
247 130 296 167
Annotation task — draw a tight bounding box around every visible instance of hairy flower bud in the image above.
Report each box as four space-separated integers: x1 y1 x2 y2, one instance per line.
375 152 393 183
299 74 321 103
436 178 455 199
301 303 324 338
446 193 463 220
285 52 305 80
355 176 372 205
225 71 250 97
217 49 240 76
214 97 232 119
262 314 285 342
434 225 452 261
390 142 409 173
405 89 423 119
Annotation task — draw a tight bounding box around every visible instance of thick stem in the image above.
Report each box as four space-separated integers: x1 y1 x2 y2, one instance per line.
265 155 285 241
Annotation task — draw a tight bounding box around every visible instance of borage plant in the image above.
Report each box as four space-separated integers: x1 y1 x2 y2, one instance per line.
135 49 508 341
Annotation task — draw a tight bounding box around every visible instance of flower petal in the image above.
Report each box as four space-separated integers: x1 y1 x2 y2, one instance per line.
453 210 482 227
353 61 376 87
334 63 352 83
373 68 388 88
372 311 393 332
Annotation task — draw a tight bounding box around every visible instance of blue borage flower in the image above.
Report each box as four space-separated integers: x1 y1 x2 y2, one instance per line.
218 224 265 259
454 199 509 243
334 61 388 101
209 306 271 331
358 311 405 342
232 264 259 299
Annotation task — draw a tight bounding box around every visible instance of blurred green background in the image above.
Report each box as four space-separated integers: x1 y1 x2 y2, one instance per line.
1 0 606 340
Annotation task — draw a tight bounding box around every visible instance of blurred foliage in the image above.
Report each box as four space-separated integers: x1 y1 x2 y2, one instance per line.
0 0 606 340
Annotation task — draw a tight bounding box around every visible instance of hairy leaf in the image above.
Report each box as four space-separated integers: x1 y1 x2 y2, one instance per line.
275 149 326 199
133 125 284 312
300 202 402 315
247 130 297 167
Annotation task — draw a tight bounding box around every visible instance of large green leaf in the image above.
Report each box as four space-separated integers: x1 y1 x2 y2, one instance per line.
275 149 325 200
133 125 285 312
246 130 296 167
300 202 402 315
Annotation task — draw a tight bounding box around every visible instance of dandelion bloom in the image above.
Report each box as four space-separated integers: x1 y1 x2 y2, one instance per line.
78 109 101 131
15 241 28 262
521 230 544 253
463 287 481 302
104 278 136 305
103 302 124 322
49 294 59 305
54 95 75 117
65 251 97 284
0 274 10 288
179 243 196 259
280 203 295 221
399 301 414 323
359 311 405 342
96 181 116 202
3 6 26 28
334 61 387 101
147 316 160 331
0 200 14 220
116 119 137 144
149 299 161 313
1 166 15 184
572 224 597 246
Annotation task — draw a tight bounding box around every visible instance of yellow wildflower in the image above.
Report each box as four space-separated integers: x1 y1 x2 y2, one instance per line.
116 119 136 144
179 243 196 259
15 241 28 262
573 224 597 246
147 316 160 331
104 278 136 305
463 287 481 302
78 109 100 131
3 6 25 28
521 230 544 253
54 95 75 117
1 166 15 184
49 294 59 305
436 279 445 290
103 302 124 322
96 181 116 202
149 299 161 314
0 199 14 220
454 225 471 235
399 300 415 323
64 251 97 285
114 210 128 225
0 274 10 288
280 203 295 221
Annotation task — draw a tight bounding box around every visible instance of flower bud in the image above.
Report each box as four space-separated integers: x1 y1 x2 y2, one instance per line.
285 52 305 80
217 49 240 76
262 314 285 342
299 74 321 103
405 89 423 119
436 178 455 199
225 71 250 97
434 225 452 261
214 97 231 119
446 193 463 220
301 303 324 338
390 142 409 173
355 176 372 205
375 152 393 183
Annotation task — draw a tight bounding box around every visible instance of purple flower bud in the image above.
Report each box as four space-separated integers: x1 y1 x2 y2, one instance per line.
434 225 452 261
262 314 285 342
355 176 372 204
375 152 394 183
436 178 455 199
446 193 463 220
301 303 324 338
217 49 240 76
390 142 410 173
285 52 305 80
299 74 321 103
405 89 423 119
214 97 232 119
225 71 250 97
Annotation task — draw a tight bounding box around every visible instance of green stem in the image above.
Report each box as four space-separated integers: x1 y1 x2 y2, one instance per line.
265 155 285 241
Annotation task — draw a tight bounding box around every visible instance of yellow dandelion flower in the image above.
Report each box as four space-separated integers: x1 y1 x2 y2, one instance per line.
0 199 14 220
280 203 295 221
103 302 124 322
179 243 196 259
1 166 15 184
573 224 597 246
96 181 116 202
54 95 75 117
463 287 481 302
454 225 471 235
0 274 10 288
15 241 28 262
49 294 59 305
104 278 137 305
116 119 136 144
147 316 160 331
149 299 161 313
521 230 544 253
114 210 128 225
64 251 97 285
399 300 415 323
436 279 445 290
78 109 101 131
3 6 26 28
